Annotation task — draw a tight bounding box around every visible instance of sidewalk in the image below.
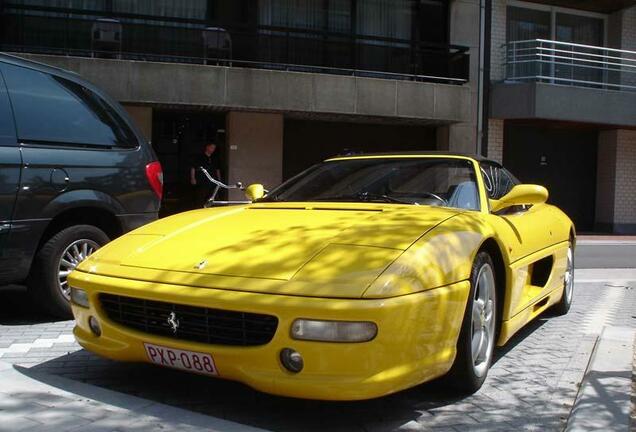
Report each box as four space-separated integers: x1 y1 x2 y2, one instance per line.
0 361 265 432
565 327 636 431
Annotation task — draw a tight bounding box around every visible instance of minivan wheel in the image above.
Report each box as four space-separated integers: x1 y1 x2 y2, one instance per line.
28 225 109 318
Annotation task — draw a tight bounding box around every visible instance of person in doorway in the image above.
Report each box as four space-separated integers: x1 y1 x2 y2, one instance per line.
191 142 222 208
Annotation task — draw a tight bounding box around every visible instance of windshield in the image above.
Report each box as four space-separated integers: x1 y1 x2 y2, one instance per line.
261 157 481 210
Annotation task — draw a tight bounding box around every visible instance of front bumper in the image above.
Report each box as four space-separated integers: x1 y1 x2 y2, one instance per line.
69 271 469 401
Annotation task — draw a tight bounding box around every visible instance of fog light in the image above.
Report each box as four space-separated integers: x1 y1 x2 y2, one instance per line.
88 316 101 337
70 287 89 308
280 348 303 373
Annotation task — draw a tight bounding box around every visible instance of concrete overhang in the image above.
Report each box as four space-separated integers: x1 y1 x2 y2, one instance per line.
13 53 471 125
490 82 636 128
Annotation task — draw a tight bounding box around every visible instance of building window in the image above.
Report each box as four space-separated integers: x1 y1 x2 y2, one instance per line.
506 2 606 86
112 0 208 20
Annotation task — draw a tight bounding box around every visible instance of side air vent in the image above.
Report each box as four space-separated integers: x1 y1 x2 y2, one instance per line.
530 255 554 287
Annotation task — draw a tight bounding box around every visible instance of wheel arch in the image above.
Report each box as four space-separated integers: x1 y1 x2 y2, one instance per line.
37 206 122 252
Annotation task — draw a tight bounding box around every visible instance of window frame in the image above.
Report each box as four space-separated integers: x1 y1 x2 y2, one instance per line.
507 0 608 45
1 63 139 151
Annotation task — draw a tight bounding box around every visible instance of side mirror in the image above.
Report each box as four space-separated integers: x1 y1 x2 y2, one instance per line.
245 183 265 201
490 184 548 213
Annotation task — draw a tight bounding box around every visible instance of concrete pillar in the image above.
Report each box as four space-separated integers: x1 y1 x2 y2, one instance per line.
449 0 480 154
490 0 507 82
487 119 504 163
122 105 152 142
595 129 636 234
226 111 283 200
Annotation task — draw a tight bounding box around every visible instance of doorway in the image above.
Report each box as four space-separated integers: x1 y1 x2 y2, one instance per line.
283 119 437 180
503 122 598 232
152 110 226 216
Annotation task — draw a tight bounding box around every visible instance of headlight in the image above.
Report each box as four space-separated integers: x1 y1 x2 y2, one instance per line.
291 319 377 342
70 287 89 308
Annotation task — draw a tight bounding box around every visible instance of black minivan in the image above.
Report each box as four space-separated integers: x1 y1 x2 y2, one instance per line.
0 54 161 317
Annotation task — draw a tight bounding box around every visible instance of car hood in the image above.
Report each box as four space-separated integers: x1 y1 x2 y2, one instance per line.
79 203 460 297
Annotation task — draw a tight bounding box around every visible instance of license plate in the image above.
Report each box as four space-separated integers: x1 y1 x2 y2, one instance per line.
144 343 218 376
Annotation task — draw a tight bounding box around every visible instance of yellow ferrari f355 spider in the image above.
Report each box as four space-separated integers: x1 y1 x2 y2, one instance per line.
68 153 575 400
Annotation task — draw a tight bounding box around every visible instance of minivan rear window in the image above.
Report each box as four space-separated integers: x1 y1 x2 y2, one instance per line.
1 63 137 148
0 71 16 146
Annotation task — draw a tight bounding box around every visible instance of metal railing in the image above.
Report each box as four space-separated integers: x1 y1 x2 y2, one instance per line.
503 39 636 92
0 3 470 84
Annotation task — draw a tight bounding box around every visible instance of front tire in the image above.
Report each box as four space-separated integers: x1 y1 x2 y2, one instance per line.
28 225 109 318
445 251 497 393
552 242 574 315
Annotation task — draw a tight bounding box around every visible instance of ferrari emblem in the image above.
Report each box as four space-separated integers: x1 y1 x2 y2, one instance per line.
167 312 180 334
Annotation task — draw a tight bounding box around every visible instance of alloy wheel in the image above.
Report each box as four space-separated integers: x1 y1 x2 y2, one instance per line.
471 263 496 377
58 239 99 300
564 246 574 304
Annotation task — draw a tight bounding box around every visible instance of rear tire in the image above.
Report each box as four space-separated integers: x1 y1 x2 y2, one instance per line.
552 241 574 316
28 225 109 318
445 251 497 393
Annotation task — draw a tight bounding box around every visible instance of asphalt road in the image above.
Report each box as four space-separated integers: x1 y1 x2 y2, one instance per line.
575 241 636 269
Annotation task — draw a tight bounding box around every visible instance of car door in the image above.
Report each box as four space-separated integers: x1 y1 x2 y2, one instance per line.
482 162 557 315
482 162 555 261
0 68 21 283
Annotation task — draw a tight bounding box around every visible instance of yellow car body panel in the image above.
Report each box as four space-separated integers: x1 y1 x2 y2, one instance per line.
68 153 575 400
70 271 470 401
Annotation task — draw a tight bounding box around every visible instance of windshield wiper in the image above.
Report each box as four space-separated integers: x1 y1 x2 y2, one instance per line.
357 192 414 205
310 193 414 205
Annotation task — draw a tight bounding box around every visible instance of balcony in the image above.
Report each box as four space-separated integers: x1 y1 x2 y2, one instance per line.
504 39 636 92
491 39 636 127
0 3 469 85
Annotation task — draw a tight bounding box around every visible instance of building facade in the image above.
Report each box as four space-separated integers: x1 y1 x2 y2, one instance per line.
2 0 635 233
486 0 636 233
0 0 481 215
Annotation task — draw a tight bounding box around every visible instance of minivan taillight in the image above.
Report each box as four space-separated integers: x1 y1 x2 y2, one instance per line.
145 161 163 200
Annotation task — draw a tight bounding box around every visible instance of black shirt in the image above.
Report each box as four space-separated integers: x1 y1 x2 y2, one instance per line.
193 152 221 185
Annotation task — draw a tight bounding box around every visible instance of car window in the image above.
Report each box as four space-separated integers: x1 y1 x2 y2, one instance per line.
0 71 16 146
481 162 518 200
1 63 137 148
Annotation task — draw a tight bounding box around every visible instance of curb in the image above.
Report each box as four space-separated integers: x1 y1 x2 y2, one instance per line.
565 326 636 432
574 268 636 283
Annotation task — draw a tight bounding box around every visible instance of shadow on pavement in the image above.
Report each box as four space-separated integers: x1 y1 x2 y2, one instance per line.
26 317 553 432
0 285 65 325
28 348 474 432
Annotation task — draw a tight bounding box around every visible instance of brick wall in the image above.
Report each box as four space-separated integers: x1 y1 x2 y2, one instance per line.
596 129 636 233
490 0 507 82
621 6 636 88
613 130 636 227
487 119 504 163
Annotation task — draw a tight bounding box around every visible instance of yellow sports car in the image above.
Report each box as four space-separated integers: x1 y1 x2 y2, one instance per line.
68 153 575 401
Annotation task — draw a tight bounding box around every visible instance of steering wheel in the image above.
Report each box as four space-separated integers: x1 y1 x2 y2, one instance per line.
419 191 448 206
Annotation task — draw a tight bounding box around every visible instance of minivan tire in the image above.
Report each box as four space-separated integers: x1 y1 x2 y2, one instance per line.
28 225 109 318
